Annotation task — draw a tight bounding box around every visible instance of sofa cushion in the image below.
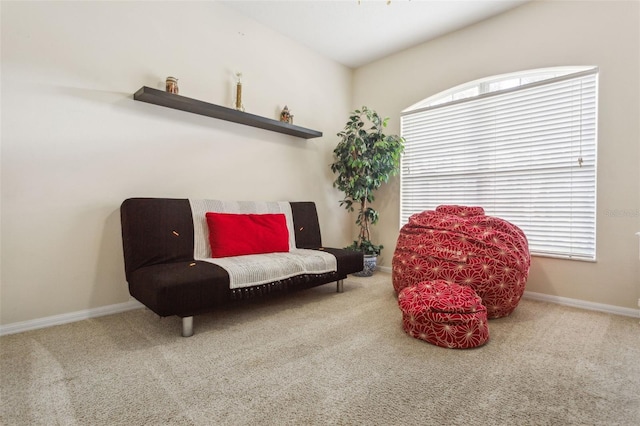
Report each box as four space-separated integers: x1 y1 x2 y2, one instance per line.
201 249 337 289
128 261 230 317
120 198 195 280
206 212 289 258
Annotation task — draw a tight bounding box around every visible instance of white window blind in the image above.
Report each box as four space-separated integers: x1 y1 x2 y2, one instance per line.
400 68 598 260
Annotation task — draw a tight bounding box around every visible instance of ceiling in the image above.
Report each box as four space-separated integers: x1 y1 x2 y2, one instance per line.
220 0 531 69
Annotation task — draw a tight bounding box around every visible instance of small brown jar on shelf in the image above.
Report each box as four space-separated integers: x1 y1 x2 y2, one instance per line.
166 76 179 94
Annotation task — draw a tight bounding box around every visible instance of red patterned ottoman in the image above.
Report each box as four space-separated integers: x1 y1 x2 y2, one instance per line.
393 205 530 319
398 280 489 349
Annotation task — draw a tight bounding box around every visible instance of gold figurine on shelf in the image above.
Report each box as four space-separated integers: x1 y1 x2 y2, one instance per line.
234 72 244 111
280 105 294 124
166 76 179 94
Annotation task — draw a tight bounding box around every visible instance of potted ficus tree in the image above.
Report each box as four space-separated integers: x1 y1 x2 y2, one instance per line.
330 106 405 277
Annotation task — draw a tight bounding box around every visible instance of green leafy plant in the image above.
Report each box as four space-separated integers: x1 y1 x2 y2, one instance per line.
330 106 405 256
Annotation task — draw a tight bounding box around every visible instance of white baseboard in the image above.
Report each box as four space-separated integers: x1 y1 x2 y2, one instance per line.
522 291 640 319
375 266 639 319
0 299 144 337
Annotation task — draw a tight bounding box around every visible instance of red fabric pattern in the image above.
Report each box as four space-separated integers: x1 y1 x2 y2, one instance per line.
205 212 289 258
392 206 530 318
398 280 489 348
435 205 485 217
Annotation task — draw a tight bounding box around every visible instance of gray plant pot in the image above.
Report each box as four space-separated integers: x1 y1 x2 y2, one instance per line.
353 254 377 277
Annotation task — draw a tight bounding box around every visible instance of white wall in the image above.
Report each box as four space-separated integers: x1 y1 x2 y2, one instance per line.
353 0 640 310
0 1 353 325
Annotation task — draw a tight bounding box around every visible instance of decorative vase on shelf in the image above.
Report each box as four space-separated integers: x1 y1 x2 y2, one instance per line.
354 255 377 277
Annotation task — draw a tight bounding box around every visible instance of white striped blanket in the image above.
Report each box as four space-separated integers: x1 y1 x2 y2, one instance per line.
189 199 337 289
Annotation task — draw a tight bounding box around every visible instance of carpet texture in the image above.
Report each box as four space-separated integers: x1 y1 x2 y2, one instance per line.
1 273 639 425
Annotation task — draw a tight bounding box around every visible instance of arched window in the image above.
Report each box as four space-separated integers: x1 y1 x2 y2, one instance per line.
400 67 598 260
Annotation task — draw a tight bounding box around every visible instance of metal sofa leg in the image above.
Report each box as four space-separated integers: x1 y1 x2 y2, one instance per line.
337 279 344 293
182 316 194 337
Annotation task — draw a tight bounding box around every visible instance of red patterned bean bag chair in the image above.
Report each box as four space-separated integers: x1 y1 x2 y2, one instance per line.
392 205 530 318
398 280 489 348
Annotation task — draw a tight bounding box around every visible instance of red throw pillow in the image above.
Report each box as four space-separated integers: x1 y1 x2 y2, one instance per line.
205 212 290 258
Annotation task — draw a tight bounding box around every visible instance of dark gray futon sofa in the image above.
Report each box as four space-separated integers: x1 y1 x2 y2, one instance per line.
120 198 364 336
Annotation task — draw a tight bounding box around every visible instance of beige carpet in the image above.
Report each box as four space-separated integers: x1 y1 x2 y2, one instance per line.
1 272 639 425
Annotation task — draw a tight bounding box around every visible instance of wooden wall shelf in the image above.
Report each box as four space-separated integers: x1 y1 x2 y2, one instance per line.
133 86 323 139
